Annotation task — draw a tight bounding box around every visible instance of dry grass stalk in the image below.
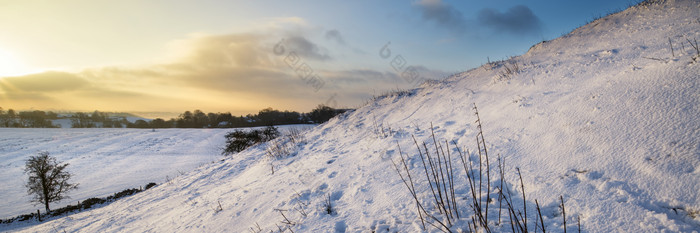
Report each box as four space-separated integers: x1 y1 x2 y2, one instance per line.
536 199 546 233
669 37 675 57
687 37 700 57
389 103 576 233
561 196 567 233
517 168 528 230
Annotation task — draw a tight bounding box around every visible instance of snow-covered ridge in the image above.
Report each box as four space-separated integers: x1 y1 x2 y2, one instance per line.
8 0 700 232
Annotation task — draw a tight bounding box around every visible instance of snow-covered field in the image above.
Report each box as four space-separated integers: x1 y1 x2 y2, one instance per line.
3 0 700 232
0 125 309 222
0 128 228 220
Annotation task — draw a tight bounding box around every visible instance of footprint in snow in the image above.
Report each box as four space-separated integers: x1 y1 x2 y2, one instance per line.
330 190 344 201
334 220 347 233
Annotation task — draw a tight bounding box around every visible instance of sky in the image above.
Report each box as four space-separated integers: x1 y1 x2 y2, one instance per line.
0 0 641 118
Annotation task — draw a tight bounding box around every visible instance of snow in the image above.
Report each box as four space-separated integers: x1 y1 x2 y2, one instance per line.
0 125 309 221
3 0 700 232
0 128 228 220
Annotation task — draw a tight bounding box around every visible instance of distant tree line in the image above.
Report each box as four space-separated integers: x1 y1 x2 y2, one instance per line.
127 105 349 129
0 107 59 128
70 111 128 128
0 105 349 128
0 108 132 128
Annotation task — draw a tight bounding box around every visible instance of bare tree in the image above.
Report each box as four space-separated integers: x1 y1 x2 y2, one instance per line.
25 152 78 212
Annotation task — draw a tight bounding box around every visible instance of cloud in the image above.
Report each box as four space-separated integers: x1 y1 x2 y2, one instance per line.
58 32 336 112
0 26 449 114
477 5 542 35
149 33 325 95
173 33 274 68
325 29 345 45
0 71 88 92
1 91 56 102
324 29 367 54
0 71 170 110
283 36 331 61
415 0 467 34
1 18 354 113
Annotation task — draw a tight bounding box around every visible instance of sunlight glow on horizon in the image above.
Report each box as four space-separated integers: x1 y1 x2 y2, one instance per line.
0 47 39 78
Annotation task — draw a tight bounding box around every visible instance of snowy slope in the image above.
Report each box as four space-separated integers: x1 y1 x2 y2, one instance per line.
9 0 700 232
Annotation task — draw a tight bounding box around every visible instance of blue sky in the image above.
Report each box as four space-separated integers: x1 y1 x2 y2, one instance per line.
0 0 641 116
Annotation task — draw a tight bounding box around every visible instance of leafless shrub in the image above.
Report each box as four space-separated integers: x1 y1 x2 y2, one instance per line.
212 200 223 213
276 209 296 227
497 61 521 81
266 127 308 159
637 0 666 7
482 57 497 71
294 203 308 218
686 37 699 60
222 127 279 155
371 114 394 139
285 127 305 144
249 222 262 233
392 103 573 232
266 138 295 159
322 194 335 216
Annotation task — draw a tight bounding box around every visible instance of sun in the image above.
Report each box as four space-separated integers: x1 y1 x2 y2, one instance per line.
0 47 34 77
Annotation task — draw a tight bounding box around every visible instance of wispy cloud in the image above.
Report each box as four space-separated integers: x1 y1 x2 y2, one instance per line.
477 5 542 36
0 71 169 110
0 71 88 92
0 25 442 113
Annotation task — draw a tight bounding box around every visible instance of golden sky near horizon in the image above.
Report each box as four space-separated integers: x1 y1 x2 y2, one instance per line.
0 6 366 116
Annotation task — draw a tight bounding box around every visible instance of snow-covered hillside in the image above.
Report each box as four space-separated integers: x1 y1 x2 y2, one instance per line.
8 0 700 232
